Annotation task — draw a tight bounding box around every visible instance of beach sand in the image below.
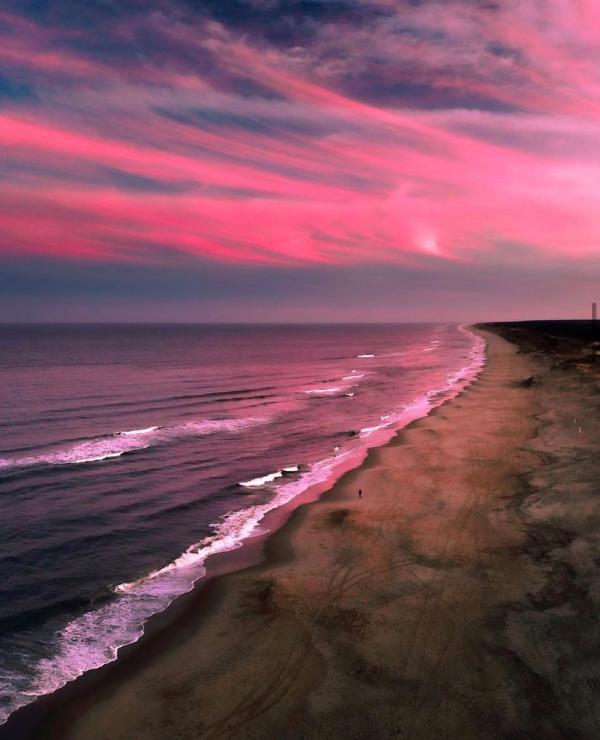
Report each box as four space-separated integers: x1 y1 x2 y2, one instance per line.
11 326 600 739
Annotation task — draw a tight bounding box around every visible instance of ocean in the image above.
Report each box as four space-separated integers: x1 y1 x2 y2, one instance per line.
0 323 485 724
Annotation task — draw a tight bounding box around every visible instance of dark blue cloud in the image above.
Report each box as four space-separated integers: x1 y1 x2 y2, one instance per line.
154 106 335 137
182 0 390 46
0 73 36 102
337 80 521 113
0 160 197 194
99 167 197 193
0 0 519 115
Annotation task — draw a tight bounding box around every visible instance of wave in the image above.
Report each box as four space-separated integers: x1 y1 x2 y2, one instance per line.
0 389 279 435
357 354 375 358
422 339 441 353
303 387 344 396
359 425 382 438
120 426 158 436
0 418 264 472
304 370 366 396
239 466 299 488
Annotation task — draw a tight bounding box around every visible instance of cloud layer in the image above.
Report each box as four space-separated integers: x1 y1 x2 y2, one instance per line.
2 0 600 318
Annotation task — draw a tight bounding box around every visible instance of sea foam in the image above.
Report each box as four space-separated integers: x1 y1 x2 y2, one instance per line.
240 466 299 487
0 418 264 472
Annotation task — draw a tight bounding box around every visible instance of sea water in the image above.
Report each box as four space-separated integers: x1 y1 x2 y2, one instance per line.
0 323 485 723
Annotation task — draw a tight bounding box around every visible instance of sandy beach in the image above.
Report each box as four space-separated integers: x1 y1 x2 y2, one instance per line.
7 324 600 739
4 0 599 734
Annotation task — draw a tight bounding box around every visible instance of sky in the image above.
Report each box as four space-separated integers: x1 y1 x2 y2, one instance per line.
1 0 600 322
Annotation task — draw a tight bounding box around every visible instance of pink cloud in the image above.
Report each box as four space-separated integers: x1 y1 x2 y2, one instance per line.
1 1 600 272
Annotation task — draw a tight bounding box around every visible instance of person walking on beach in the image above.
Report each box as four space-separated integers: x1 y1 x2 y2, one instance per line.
358 489 362 498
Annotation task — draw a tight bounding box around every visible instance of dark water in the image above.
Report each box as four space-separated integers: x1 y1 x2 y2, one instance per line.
0 323 484 723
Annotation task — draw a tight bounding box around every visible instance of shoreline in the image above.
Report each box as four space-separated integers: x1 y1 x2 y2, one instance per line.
0 444 372 740
8 321 600 738
1 326 486 739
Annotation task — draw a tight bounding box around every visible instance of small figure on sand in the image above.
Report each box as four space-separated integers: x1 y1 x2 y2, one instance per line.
358 489 362 498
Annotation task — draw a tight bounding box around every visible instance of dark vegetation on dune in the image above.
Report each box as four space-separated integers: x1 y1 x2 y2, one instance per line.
480 320 600 374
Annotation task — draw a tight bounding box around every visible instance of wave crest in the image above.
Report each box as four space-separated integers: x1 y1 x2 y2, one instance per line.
0 418 264 472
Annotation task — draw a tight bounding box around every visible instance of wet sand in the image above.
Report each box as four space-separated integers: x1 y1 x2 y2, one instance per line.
8 325 600 739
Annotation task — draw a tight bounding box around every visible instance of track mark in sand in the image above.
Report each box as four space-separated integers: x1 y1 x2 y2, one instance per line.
198 563 346 740
198 544 416 739
396 466 491 737
406 487 490 737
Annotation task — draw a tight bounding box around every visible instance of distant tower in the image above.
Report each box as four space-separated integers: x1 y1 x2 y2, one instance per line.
594 302 597 322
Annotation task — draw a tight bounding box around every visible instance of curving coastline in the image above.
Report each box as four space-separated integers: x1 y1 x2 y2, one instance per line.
14 322 600 739
0 327 486 732
1 327 486 738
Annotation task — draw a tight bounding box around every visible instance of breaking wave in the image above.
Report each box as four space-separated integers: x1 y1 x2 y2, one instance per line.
0 418 264 472
239 466 299 487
